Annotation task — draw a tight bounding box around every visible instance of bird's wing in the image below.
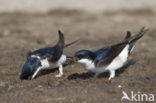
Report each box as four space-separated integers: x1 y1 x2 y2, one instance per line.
40 53 54 60
94 27 148 67
94 41 128 67
32 46 62 62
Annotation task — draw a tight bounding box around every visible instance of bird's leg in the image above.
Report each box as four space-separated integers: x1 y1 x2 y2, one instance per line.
31 67 42 80
108 70 115 80
94 73 100 79
56 65 63 77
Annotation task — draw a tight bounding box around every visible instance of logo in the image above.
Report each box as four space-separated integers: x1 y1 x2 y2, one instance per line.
121 91 155 102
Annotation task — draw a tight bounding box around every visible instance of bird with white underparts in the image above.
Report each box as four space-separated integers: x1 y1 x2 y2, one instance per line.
74 27 148 80
20 30 78 80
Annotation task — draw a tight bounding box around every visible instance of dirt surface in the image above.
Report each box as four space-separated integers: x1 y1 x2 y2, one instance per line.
0 10 155 103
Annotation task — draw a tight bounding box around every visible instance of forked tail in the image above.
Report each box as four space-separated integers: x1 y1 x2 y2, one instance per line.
129 27 148 45
127 27 149 54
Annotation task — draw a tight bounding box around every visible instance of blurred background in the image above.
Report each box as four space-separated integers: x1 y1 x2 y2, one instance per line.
0 0 155 103
0 0 156 13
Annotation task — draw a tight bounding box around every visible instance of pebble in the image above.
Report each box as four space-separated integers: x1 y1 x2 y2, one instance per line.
118 85 122 88
0 81 6 87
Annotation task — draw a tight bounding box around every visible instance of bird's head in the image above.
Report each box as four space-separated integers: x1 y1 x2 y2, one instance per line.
74 50 95 64
20 55 42 80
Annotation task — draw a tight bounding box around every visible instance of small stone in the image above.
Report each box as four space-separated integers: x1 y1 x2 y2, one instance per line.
52 81 61 87
0 82 6 87
118 85 122 88
38 85 43 88
8 85 14 90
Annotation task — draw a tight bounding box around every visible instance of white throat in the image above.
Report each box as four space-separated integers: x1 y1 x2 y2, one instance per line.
78 59 95 70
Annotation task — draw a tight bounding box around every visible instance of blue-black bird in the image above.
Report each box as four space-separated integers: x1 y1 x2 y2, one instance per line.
74 27 148 80
21 30 77 80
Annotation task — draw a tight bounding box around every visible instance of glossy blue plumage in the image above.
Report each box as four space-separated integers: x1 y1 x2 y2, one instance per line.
75 27 148 80
75 47 115 64
31 46 62 61
94 47 111 62
21 30 65 79
21 57 41 79
75 50 93 57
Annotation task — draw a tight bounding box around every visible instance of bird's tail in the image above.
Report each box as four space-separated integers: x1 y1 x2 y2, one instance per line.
57 30 65 49
124 31 131 41
128 27 148 45
126 27 149 54
57 30 79 49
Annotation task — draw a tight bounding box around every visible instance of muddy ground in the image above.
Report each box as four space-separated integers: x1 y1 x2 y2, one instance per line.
0 9 155 103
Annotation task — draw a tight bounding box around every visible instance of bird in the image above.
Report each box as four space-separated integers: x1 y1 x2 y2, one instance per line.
74 27 148 80
20 30 78 80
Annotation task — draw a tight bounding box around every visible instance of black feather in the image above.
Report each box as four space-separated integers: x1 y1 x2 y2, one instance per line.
57 30 65 49
30 30 66 62
94 41 128 66
124 31 131 40
128 27 149 55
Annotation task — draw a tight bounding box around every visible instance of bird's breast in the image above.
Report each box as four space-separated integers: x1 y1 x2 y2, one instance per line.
40 58 50 68
105 44 129 71
91 66 108 73
49 54 67 68
57 54 67 65
78 59 95 70
118 44 129 62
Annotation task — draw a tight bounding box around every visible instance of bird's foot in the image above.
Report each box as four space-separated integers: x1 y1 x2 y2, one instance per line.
108 77 114 81
56 74 63 77
108 70 115 81
56 65 63 77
